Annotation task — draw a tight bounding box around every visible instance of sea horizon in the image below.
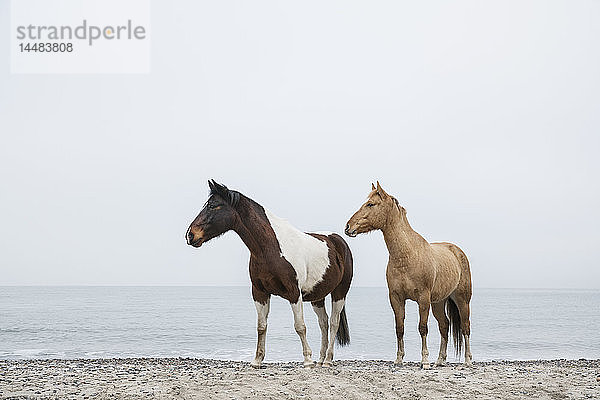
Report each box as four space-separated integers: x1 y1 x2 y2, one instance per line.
2 287 599 362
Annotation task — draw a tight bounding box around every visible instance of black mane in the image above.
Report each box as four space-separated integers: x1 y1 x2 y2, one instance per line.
208 179 241 207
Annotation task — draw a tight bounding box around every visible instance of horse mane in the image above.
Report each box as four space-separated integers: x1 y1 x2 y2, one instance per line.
391 196 401 211
391 196 408 220
208 179 241 207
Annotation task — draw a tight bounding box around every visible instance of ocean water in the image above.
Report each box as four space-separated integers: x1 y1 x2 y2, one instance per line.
1 287 599 362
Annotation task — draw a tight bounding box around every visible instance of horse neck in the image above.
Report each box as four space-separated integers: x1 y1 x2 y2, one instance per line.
381 208 424 260
232 196 276 257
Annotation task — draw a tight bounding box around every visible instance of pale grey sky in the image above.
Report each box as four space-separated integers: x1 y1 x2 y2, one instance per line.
1 0 599 288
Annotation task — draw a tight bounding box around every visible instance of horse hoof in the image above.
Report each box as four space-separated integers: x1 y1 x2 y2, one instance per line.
322 361 333 368
464 361 473 368
250 360 262 369
393 359 403 366
303 361 315 368
434 360 446 367
421 363 431 370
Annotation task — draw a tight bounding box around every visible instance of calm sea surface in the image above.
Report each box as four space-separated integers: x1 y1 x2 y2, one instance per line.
1 287 599 362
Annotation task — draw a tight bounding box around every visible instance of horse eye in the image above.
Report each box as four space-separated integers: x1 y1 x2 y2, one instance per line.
209 204 219 209
366 203 374 207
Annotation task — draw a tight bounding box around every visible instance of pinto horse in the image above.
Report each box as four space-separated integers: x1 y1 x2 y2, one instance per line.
186 180 353 368
345 182 472 368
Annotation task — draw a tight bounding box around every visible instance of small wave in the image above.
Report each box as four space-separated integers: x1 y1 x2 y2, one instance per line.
5 349 66 359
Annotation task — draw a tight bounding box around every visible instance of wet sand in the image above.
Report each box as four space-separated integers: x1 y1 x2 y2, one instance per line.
0 358 599 399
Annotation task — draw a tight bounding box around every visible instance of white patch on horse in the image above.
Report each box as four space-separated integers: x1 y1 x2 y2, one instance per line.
264 209 330 294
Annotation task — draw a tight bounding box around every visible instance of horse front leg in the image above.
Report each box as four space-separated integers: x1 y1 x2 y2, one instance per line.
388 291 405 365
311 300 329 366
290 299 314 368
250 292 270 369
418 295 432 369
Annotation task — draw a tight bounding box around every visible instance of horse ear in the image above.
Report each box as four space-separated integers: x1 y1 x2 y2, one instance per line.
376 181 389 199
214 180 228 194
219 182 229 193
210 180 238 206
371 182 376 191
208 179 216 191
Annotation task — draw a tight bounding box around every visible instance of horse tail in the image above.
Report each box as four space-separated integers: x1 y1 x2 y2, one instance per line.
446 297 463 355
335 306 350 346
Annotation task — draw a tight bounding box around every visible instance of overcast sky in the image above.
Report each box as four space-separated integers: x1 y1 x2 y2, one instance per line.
1 0 598 288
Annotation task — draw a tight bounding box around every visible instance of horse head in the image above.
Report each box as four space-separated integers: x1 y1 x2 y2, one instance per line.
186 179 241 247
345 181 399 237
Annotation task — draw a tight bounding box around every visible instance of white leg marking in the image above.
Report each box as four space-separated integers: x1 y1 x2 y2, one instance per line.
264 210 330 294
323 299 345 366
396 336 405 365
392 298 405 365
250 299 270 368
421 334 430 369
311 303 329 365
464 335 473 367
435 337 448 366
290 300 313 368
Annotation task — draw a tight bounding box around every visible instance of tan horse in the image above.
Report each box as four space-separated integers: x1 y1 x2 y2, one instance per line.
345 182 472 368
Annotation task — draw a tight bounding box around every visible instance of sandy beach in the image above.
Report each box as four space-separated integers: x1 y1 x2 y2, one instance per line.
0 358 598 400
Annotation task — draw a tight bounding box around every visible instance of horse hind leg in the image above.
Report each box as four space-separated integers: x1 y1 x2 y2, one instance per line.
431 301 449 367
322 297 346 367
455 296 473 367
311 299 329 366
448 243 473 367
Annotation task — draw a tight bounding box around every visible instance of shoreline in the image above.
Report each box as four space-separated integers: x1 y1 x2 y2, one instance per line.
1 358 599 399
2 357 599 363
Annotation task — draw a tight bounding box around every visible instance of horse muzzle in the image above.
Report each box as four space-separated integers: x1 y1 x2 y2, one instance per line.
189 237 204 247
187 229 206 247
344 224 358 237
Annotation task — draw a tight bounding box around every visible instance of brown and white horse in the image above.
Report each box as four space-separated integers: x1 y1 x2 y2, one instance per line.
186 180 353 368
345 182 472 368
